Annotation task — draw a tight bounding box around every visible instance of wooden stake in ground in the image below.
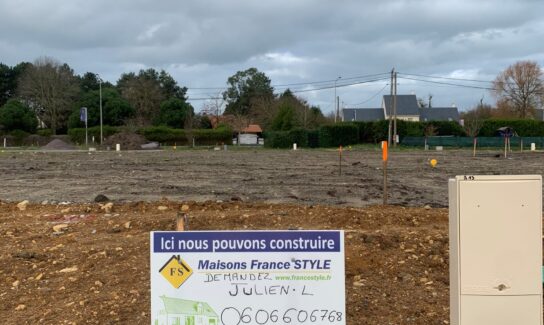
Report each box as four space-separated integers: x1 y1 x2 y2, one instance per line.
504 137 507 158
382 141 388 205
176 212 187 231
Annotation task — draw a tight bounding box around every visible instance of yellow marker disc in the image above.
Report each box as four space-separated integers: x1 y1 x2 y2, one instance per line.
430 159 437 168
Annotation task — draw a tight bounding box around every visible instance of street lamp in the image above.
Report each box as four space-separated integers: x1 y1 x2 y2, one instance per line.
334 76 342 122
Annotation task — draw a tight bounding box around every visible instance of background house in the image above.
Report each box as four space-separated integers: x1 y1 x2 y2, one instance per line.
383 95 420 121
342 94 460 122
419 106 460 122
342 108 384 121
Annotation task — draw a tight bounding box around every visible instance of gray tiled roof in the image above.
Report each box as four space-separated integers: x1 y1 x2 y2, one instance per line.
383 95 420 116
342 108 384 121
419 107 460 122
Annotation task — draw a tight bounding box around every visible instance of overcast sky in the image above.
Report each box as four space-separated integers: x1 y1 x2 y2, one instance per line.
1 0 543 113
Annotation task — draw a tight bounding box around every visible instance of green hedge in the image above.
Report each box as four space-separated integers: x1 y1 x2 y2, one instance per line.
307 130 320 148
264 128 309 149
138 126 233 145
36 129 54 137
318 124 359 147
68 126 120 144
479 120 544 137
259 119 544 148
68 126 233 145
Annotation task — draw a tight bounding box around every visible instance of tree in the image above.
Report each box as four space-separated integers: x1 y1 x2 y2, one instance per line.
266 89 325 130
493 61 544 118
79 72 101 92
271 103 296 131
18 57 79 134
306 106 327 129
0 62 31 107
118 68 186 126
461 100 495 120
67 87 134 128
462 114 484 157
201 93 225 128
423 124 438 150
0 99 38 133
0 63 13 107
223 68 274 116
118 70 165 126
198 114 213 129
159 70 187 100
154 98 194 128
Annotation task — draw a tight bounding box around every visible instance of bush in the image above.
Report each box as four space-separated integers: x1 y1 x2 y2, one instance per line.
0 100 38 133
68 126 120 144
153 98 193 128
138 126 233 145
307 130 320 148
479 119 544 137
10 129 30 140
318 123 359 147
263 131 290 148
37 129 53 137
425 121 464 136
351 120 463 143
264 128 309 148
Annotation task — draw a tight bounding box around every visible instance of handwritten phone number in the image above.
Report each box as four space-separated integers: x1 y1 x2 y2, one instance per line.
221 307 343 325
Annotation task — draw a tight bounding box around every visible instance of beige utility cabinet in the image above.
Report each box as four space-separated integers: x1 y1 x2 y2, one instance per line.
449 175 542 325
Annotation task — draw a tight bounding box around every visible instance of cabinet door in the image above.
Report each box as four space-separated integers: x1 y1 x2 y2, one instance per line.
459 180 541 295
461 295 541 325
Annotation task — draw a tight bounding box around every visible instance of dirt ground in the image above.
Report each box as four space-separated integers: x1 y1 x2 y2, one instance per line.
0 201 449 325
0 148 543 207
0 148 542 324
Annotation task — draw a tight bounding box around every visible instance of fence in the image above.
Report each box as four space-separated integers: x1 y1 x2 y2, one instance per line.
402 136 544 148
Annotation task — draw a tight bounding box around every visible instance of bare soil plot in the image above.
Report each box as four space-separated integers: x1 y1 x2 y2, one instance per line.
0 148 542 206
0 201 449 325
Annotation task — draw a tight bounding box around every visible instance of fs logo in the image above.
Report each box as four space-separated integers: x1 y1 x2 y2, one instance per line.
159 255 193 288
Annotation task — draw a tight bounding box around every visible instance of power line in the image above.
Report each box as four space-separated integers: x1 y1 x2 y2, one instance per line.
289 77 390 94
186 77 390 101
397 76 496 91
398 72 495 84
346 83 389 106
185 72 390 91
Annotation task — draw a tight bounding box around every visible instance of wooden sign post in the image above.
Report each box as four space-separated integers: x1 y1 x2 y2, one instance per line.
176 212 187 231
382 141 388 205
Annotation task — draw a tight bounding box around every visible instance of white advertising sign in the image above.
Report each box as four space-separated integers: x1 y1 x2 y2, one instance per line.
151 230 345 325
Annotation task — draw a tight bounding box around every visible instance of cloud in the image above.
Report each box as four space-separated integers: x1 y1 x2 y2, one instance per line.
0 0 543 111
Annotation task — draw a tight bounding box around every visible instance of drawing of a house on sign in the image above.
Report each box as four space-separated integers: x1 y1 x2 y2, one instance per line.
154 296 219 325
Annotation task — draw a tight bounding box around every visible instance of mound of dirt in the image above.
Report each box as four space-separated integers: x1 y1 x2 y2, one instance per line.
104 132 147 150
40 139 76 150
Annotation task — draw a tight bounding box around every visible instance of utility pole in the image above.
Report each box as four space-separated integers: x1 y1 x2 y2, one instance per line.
387 69 394 146
393 71 398 147
334 76 341 122
98 76 103 146
337 96 340 122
